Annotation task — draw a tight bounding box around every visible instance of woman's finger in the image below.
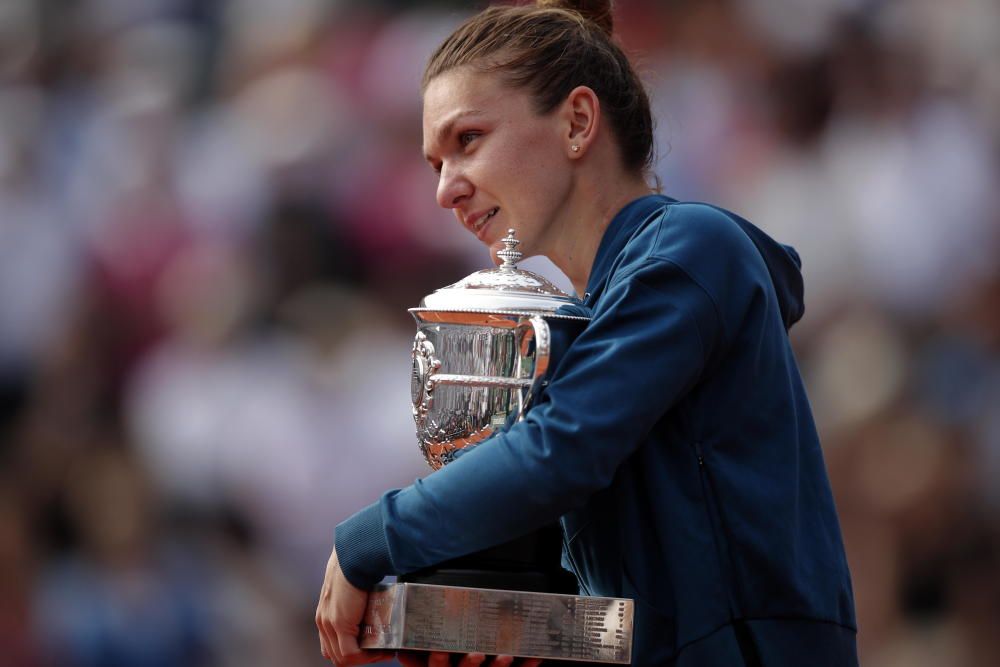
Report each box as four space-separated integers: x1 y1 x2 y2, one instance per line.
318 630 334 663
396 651 427 667
456 653 486 667
333 627 393 666
316 616 340 664
349 649 397 664
428 652 451 667
335 622 362 664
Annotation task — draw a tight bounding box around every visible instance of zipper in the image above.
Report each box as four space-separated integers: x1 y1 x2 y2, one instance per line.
559 514 598 596
697 440 765 665
560 530 592 595
694 441 743 619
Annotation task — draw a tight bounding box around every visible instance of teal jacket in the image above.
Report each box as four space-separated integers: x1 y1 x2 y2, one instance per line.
337 195 858 665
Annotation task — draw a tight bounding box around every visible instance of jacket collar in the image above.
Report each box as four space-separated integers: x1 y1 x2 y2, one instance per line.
583 194 674 305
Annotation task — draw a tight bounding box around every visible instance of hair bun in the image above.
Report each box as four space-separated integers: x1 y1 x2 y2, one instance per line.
536 0 614 36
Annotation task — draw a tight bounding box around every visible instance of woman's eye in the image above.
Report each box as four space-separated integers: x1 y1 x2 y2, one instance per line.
459 132 480 147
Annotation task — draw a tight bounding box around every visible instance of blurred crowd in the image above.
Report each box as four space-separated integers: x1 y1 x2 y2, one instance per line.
0 0 997 665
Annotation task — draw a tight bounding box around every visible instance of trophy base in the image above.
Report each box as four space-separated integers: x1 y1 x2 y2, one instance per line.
360 582 633 664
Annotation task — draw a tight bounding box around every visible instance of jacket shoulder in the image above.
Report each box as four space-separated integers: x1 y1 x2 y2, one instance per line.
614 201 761 281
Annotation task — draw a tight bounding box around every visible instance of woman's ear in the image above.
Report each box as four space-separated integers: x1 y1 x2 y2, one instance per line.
561 85 600 159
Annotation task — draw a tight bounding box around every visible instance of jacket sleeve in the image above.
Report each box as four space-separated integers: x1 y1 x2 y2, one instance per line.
336 256 725 589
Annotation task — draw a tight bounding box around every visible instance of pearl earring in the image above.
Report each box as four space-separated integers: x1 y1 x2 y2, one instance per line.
571 145 580 153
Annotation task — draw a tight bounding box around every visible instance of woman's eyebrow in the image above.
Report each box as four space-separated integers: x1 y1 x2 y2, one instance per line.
423 109 486 161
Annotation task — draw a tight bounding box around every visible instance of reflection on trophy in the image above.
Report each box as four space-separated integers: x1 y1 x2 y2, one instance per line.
359 231 634 663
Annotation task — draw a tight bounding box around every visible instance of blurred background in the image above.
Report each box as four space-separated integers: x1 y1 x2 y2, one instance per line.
0 0 998 665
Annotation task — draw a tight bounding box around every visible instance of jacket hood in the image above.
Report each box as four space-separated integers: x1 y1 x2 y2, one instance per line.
726 213 805 330
588 195 807 331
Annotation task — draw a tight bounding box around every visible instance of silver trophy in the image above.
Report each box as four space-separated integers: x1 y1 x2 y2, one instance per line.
360 231 634 663
409 229 589 469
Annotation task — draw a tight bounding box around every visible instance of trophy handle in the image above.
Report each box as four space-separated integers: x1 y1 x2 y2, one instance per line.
517 315 550 420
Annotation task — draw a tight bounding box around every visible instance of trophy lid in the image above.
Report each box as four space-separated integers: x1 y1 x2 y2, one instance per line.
415 229 581 313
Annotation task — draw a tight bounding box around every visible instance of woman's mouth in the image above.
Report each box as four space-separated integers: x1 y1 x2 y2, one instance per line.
473 207 499 240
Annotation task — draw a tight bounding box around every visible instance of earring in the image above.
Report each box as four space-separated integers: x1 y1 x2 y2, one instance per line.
571 145 580 153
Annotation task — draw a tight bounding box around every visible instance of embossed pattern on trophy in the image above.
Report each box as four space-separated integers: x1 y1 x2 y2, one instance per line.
414 324 523 469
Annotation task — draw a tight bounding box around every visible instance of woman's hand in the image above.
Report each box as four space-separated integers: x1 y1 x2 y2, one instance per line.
397 652 543 667
315 547 543 667
315 547 394 665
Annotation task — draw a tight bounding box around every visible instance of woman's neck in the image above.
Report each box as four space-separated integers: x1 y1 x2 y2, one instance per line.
546 176 654 297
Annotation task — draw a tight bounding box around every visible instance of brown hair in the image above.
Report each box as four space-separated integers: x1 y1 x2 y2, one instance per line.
423 0 654 176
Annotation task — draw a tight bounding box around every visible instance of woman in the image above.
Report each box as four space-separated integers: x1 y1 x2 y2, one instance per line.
316 1 858 665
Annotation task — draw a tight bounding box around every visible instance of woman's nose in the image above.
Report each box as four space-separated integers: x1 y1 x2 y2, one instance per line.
436 163 473 209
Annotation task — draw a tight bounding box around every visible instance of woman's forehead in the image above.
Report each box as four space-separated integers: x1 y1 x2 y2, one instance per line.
423 69 536 127
424 68 506 114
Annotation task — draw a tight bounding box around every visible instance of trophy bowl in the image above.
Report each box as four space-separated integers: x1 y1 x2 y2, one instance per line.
408 230 590 469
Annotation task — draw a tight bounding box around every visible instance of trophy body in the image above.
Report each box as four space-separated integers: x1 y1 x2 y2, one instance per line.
361 231 633 663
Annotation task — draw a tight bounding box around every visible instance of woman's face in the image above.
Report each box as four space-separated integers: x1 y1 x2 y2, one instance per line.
423 67 573 261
